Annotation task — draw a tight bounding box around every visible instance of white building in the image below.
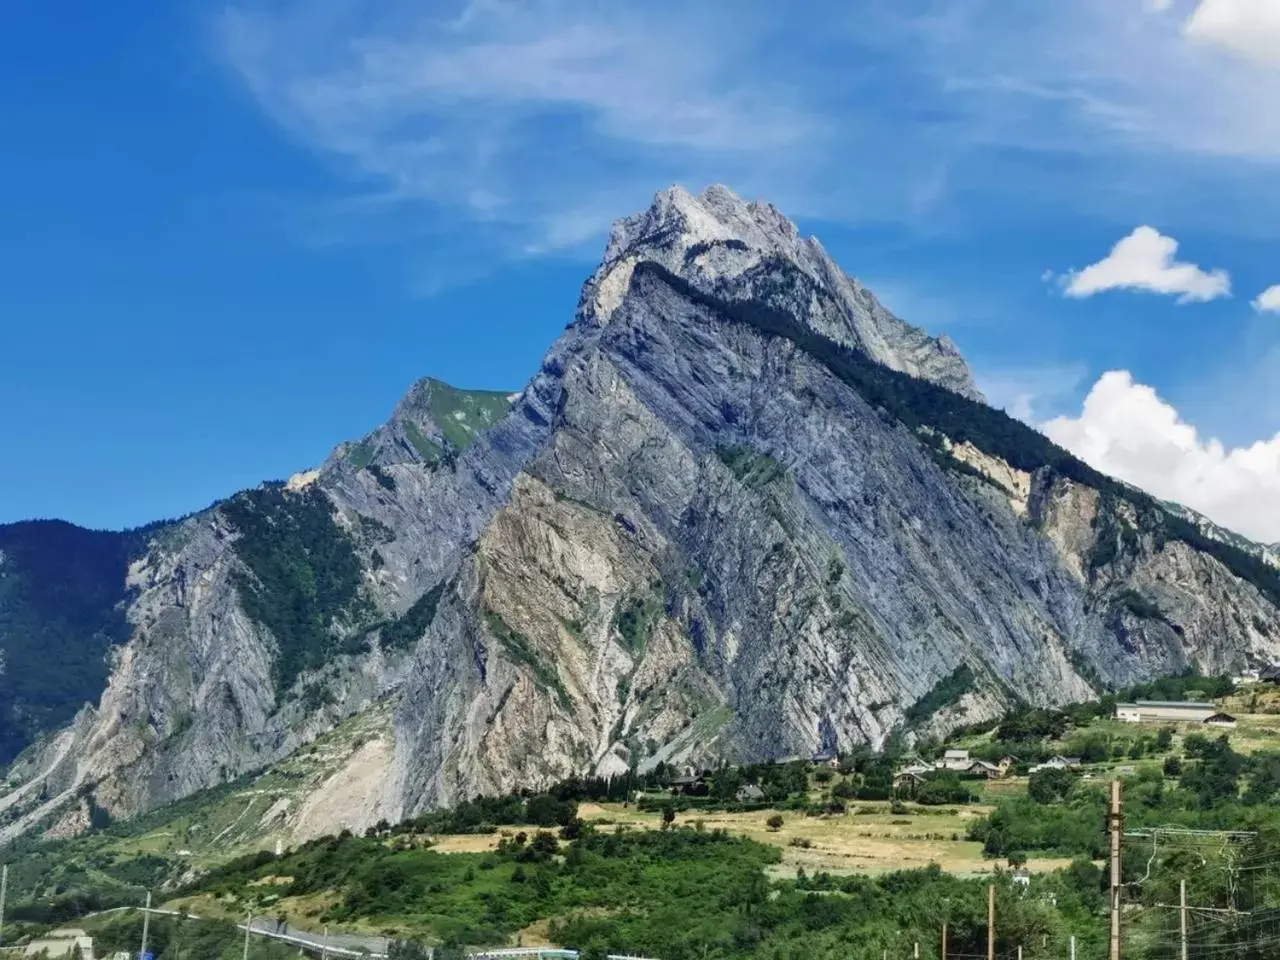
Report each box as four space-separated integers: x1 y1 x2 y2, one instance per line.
23 929 94 960
1115 701 1217 724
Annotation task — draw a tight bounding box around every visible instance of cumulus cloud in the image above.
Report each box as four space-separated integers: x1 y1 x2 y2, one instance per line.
1059 226 1230 302
1254 285 1280 313
1043 371 1280 543
1184 0 1280 67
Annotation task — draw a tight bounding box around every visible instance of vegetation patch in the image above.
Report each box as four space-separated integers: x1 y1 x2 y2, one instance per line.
484 609 569 707
905 665 976 727
347 441 375 471
381 582 446 652
0 520 143 764
222 486 370 694
402 421 445 465
425 383 513 453
715 444 788 490
613 592 662 655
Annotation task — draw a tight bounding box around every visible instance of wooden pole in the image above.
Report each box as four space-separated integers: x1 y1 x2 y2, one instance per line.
243 913 253 960
140 892 152 960
1109 780 1123 960
1071 935 1076 960
988 884 996 960
941 922 948 960
1180 879 1189 960
0 863 8 948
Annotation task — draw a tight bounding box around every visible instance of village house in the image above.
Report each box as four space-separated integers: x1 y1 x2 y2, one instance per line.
811 749 840 768
964 759 1002 780
893 770 927 798
938 749 972 771
735 784 765 803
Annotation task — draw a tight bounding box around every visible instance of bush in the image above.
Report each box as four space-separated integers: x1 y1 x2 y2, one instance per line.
767 814 785 832
1028 768 1076 805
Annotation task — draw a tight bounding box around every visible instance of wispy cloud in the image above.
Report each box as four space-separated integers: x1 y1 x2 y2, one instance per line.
977 363 1089 424
216 0 826 260
213 0 1280 275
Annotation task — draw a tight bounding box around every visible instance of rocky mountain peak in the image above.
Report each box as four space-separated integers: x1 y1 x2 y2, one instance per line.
587 184 983 400
322 377 515 474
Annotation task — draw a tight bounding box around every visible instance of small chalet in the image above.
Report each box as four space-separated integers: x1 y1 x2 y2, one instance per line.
939 749 972 771
736 784 766 803
964 760 1002 780
1204 712 1238 728
811 749 840 768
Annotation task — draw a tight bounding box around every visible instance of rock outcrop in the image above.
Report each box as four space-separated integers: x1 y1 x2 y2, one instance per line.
3 184 1279 843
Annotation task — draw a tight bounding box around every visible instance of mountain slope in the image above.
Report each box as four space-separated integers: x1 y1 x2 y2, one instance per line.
2 184 1278 846
0 522 142 765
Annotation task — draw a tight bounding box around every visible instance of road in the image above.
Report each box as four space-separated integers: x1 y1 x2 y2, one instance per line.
245 918 390 958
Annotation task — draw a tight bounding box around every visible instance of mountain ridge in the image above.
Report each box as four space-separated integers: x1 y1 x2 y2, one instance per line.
2 184 1278 848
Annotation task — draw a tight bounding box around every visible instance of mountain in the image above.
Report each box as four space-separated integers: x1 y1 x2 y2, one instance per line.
1160 501 1280 571
3 184 1280 846
0 522 138 765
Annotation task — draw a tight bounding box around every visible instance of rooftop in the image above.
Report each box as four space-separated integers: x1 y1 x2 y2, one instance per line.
1117 701 1215 709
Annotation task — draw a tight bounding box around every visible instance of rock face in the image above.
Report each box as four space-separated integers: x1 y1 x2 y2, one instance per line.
3 184 1280 842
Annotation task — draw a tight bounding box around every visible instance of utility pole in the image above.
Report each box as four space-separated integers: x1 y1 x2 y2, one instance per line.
243 913 253 960
0 863 8 948
1070 935 1076 960
941 922 947 960
1180 879 1189 960
914 942 919 960
988 884 996 960
139 892 152 960
320 926 329 960
1109 780 1124 960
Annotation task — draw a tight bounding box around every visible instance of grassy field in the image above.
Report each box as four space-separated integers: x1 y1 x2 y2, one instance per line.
425 800 1078 879
14 680 1280 940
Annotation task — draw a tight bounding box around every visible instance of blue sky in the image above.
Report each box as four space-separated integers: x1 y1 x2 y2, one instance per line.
3 0 1280 540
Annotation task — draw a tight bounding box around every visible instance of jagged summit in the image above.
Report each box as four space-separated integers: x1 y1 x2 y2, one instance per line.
585 184 983 400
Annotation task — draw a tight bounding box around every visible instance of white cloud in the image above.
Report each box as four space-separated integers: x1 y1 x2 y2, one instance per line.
212 0 1280 276
1059 226 1230 302
215 0 825 258
1254 285 1280 313
1043 370 1280 543
1185 0 1280 67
